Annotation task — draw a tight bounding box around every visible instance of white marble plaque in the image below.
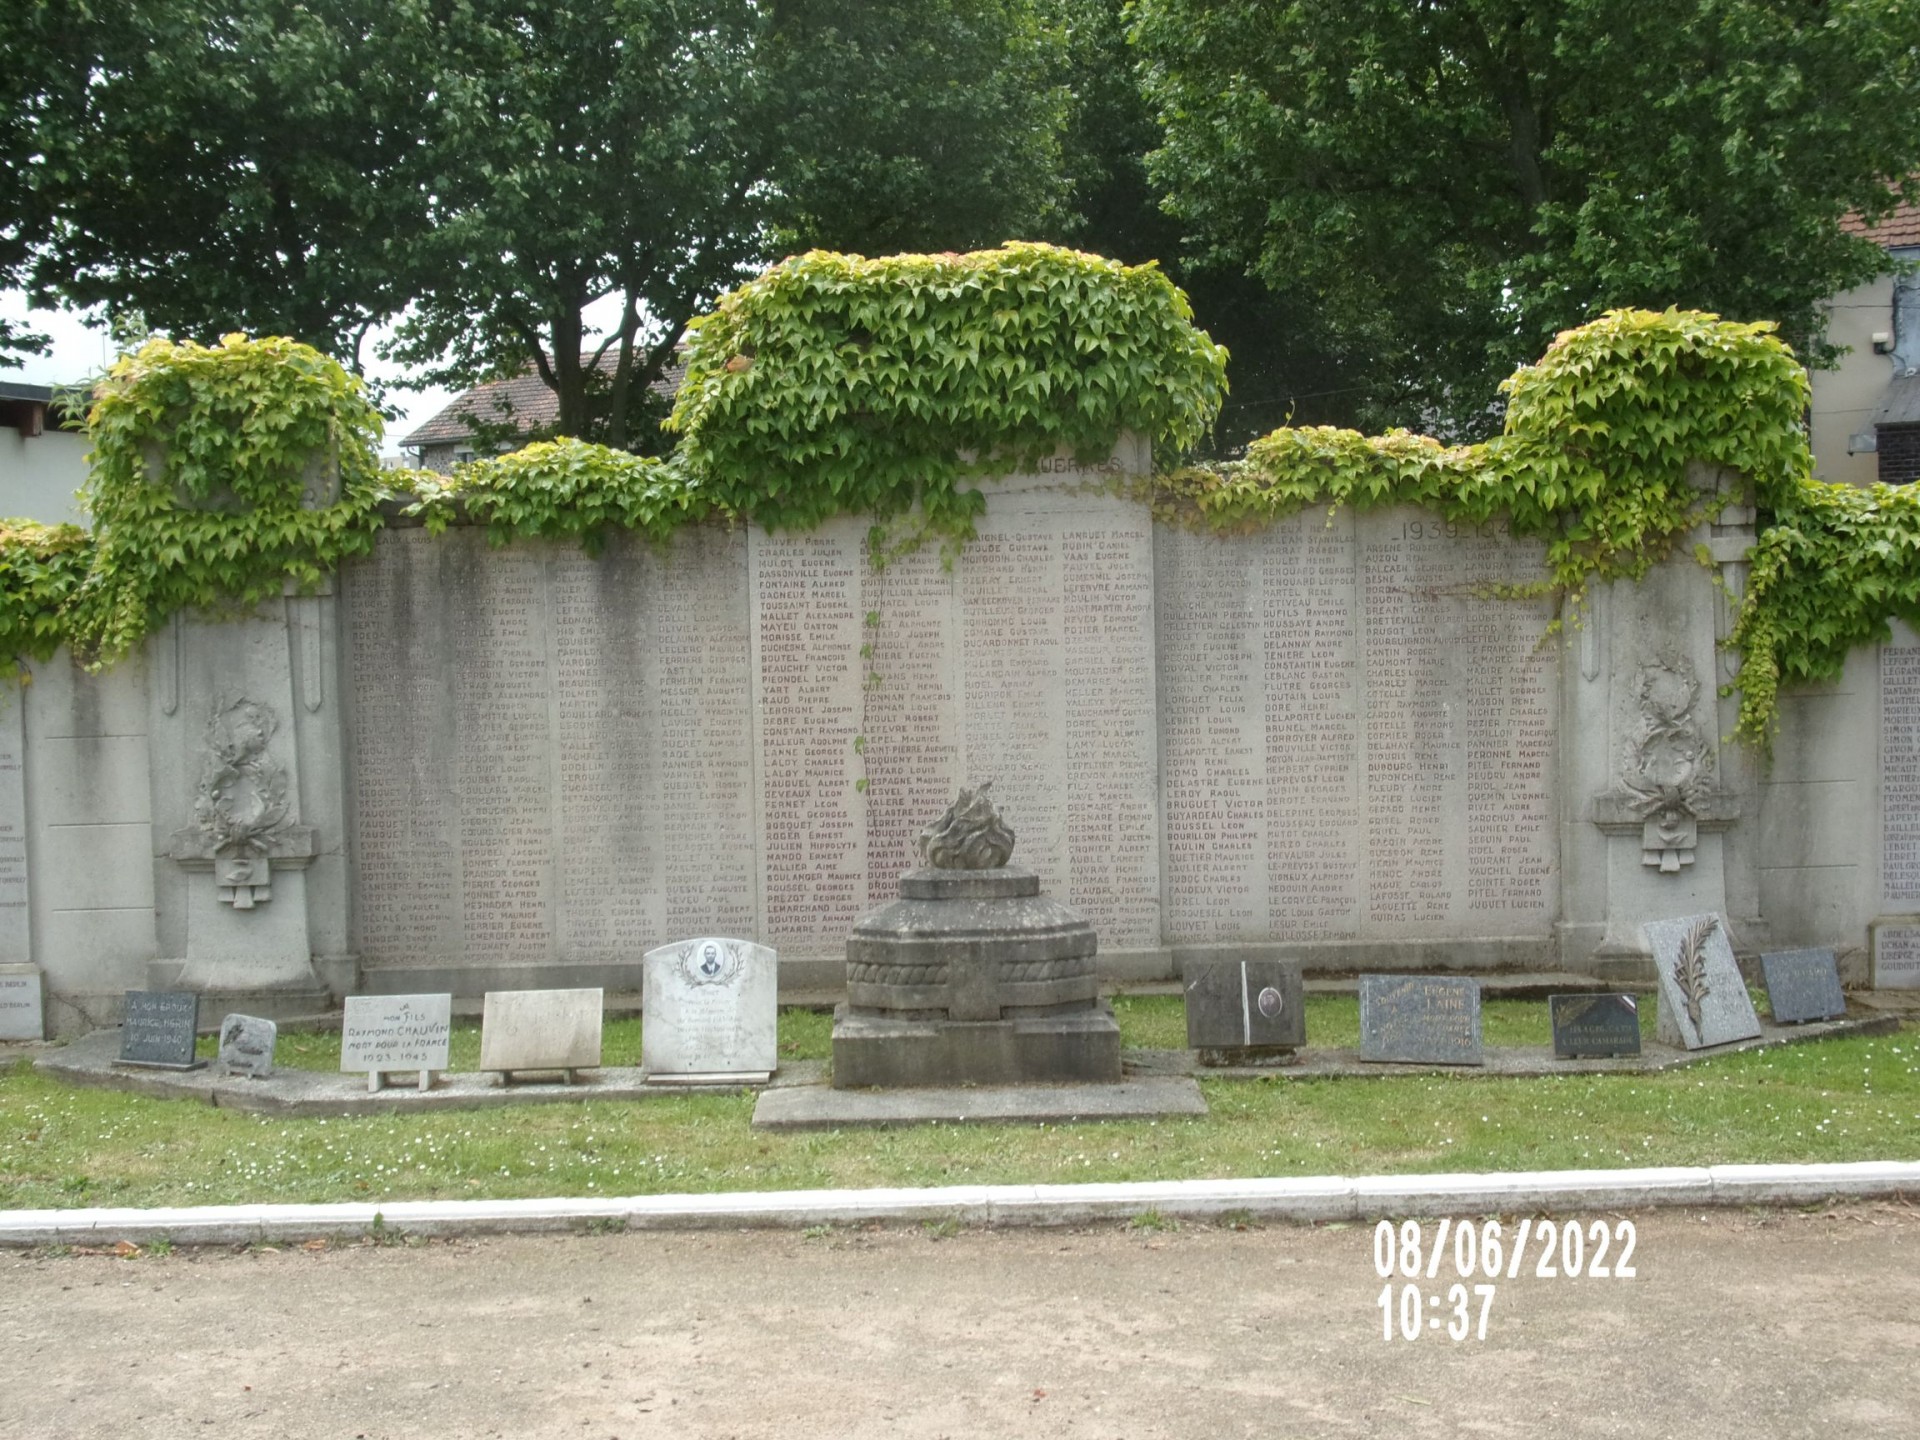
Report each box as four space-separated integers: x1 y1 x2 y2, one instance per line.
480 987 603 1074
0 964 42 1042
1872 922 1920 989
641 936 777 1079
340 993 453 1073
1882 646 1920 906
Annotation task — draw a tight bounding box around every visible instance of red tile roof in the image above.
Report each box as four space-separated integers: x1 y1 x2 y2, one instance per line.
400 351 687 450
1841 200 1920 249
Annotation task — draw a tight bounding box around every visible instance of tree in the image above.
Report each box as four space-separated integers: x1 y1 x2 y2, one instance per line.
15 0 435 368
1130 0 1920 434
1036 0 1360 452
758 0 1070 255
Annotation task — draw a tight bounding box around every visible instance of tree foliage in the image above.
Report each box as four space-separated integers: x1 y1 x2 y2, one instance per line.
1131 0 1920 433
16 0 434 365
759 0 1070 255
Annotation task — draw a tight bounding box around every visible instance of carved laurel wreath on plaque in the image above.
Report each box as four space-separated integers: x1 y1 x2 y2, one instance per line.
191 697 292 855
1621 657 1715 874
677 938 743 989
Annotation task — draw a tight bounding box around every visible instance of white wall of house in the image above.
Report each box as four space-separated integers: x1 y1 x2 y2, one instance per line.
1810 274 1896 487
0 427 90 526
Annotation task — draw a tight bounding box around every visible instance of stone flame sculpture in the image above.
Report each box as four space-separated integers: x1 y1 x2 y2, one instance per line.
832 782 1120 1088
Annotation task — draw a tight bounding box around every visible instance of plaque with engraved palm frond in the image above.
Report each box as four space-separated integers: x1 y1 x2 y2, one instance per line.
1673 915 1717 1035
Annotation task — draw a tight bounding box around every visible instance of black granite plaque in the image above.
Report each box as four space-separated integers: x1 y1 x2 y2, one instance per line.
1358 975 1482 1066
118 990 201 1069
1549 993 1642 1058
1184 959 1305 1058
1759 949 1846 1024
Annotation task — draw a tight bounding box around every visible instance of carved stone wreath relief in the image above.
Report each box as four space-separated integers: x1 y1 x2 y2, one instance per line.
1620 657 1714 874
176 697 297 908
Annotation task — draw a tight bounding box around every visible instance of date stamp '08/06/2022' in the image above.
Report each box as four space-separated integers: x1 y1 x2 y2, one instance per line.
1372 1217 1639 1342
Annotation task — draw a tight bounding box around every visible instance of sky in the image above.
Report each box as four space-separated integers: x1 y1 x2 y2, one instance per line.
0 289 458 458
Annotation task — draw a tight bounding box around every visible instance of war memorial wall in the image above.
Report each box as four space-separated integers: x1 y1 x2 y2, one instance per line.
5 440 1916 1034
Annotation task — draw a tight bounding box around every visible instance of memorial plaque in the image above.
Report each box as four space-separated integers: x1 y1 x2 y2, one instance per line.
480 987 603 1080
345 529 757 983
0 964 42 1042
1645 913 1762 1049
1759 949 1846 1023
1882 646 1920 906
118 990 200 1069
641 937 777 1081
0 693 28 969
341 993 453 1092
1874 923 1920 989
1359 974 1483 1065
217 1013 277 1078
1549 993 1642 1058
1156 507 1555 949
1183 959 1306 1054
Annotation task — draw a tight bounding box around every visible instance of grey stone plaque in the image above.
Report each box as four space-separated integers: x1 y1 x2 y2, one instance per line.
641 937 777 1081
1358 974 1483 1065
480 987 603 1081
1873 922 1920 989
341 993 452 1091
0 963 42 1042
1882 647 1920 905
1645 913 1761 1049
1184 959 1306 1054
217 1013 277 1078
118 990 201 1069
1759 949 1846 1023
1549 993 1642 1058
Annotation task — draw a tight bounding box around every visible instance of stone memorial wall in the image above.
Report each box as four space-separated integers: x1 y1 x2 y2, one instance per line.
344 462 1164 989
1157 509 1556 948
345 526 758 991
0 694 26 968
1882 646 1920 907
336 478 1579 993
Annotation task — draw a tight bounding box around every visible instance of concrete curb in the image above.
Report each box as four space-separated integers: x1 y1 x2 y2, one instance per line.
2 1162 1914 1247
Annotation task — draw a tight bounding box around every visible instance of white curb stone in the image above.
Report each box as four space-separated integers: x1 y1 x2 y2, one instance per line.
1 1162 1914 1247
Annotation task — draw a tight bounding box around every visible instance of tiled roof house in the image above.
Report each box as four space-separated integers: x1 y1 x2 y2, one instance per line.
399 350 688 471
1813 199 1920 486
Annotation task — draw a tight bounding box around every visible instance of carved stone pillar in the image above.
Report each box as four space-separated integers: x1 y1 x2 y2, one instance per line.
1562 467 1755 981
147 610 332 1016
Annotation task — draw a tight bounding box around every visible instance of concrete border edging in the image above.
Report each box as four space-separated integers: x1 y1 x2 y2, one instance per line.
1 1162 1914 1247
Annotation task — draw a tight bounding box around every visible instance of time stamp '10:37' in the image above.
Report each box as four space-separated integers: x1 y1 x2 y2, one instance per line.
1373 1217 1639 1342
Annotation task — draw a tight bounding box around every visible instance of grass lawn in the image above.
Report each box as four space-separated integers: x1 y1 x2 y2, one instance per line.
0 997 1913 1212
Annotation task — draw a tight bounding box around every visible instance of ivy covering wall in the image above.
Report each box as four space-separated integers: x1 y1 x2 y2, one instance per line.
0 248 1914 747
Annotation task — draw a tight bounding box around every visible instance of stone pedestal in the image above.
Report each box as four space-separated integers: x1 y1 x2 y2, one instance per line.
832 863 1120 1088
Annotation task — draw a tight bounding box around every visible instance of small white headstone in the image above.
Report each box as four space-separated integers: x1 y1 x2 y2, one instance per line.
0 964 43 1042
480 988 602 1081
1645 913 1762 1049
642 937 777 1082
342 993 452 1092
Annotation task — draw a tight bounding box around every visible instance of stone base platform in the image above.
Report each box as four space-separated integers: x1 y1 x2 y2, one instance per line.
753 1075 1206 1131
831 1003 1121 1089
35 1029 823 1117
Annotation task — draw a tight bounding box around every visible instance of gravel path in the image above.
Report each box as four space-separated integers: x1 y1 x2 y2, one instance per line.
2 1203 1915 1438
